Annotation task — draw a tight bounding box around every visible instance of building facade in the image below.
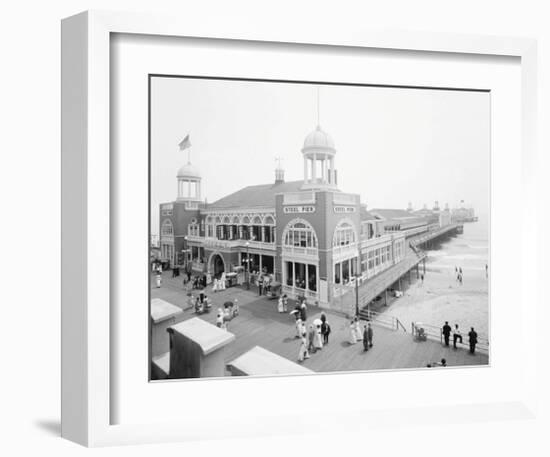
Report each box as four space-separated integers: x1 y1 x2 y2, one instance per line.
158 125 438 308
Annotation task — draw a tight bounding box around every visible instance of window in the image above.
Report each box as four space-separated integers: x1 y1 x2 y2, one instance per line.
283 220 318 249
333 221 357 247
161 219 173 237
368 251 374 270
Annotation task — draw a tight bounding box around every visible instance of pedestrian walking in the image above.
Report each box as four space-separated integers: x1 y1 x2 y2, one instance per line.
314 324 323 351
155 273 162 288
300 300 307 322
420 274 424 284
453 324 463 349
298 332 310 362
348 318 357 345
321 319 331 345
282 294 288 312
468 327 478 354
295 317 303 339
442 321 452 346
307 324 316 353
277 295 284 313
362 325 369 351
353 316 363 341
366 323 373 348
258 277 263 296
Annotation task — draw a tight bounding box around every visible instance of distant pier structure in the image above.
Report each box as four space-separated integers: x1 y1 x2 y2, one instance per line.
451 200 478 223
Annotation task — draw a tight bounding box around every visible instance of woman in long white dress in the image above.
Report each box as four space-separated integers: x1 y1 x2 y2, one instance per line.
277 296 284 313
298 333 310 362
314 324 323 351
212 278 219 293
354 317 363 341
349 319 357 344
295 318 303 338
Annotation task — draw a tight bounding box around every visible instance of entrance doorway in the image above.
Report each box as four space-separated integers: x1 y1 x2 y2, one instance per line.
211 254 225 278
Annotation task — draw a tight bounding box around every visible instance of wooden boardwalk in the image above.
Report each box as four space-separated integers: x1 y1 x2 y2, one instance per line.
152 273 488 376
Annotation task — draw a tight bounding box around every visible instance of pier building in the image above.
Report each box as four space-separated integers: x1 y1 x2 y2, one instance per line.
158 125 460 310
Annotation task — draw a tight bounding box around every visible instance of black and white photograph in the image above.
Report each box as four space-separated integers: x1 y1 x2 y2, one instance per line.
149 76 490 380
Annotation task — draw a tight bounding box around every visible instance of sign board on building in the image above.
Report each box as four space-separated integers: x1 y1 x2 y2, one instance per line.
283 206 315 214
334 206 356 213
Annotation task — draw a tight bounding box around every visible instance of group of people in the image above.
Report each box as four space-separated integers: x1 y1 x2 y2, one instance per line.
441 321 478 354
215 300 239 331
277 294 289 313
454 266 464 285
212 273 227 292
349 316 374 352
258 273 275 296
192 292 212 314
185 274 207 290
295 300 332 363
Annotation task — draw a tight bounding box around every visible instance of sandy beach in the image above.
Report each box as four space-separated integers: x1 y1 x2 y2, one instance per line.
381 221 489 338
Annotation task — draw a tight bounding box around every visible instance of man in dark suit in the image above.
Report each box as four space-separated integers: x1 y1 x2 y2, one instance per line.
468 327 478 354
442 321 452 347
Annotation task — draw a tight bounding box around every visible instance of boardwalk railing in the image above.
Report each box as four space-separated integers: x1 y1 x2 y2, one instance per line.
411 322 489 353
358 309 407 332
409 223 461 247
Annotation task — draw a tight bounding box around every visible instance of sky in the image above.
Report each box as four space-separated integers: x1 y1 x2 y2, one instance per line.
150 77 490 235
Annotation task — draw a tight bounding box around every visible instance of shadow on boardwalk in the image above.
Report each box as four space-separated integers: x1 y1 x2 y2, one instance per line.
152 272 488 376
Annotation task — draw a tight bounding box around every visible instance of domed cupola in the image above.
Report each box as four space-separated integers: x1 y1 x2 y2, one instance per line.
301 125 338 190
177 162 201 180
176 135 202 202
177 161 202 202
303 125 336 152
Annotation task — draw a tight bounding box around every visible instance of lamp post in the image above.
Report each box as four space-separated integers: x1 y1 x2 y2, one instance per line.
182 235 188 276
245 241 250 290
354 256 361 318
355 273 360 318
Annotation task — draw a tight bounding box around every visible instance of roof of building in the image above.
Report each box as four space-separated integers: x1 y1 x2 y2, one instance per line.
207 180 305 209
227 345 314 376
150 298 183 324
369 208 419 220
177 162 201 179
302 125 336 153
360 205 377 221
169 318 235 355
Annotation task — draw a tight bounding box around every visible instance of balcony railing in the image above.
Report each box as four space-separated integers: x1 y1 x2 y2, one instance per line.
186 235 276 251
282 245 319 259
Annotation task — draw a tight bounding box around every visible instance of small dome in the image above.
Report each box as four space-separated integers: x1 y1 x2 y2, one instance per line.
177 162 201 179
302 125 335 153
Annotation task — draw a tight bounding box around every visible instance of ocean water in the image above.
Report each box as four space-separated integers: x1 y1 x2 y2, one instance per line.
426 219 489 273
384 219 490 337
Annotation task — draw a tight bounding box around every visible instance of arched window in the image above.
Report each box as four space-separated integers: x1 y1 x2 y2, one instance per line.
333 220 357 247
232 216 240 224
264 215 275 225
252 215 262 225
283 219 318 248
161 219 174 237
242 216 251 225
222 216 231 224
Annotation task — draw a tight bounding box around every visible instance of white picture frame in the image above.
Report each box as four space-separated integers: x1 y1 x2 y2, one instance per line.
61 10 539 447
